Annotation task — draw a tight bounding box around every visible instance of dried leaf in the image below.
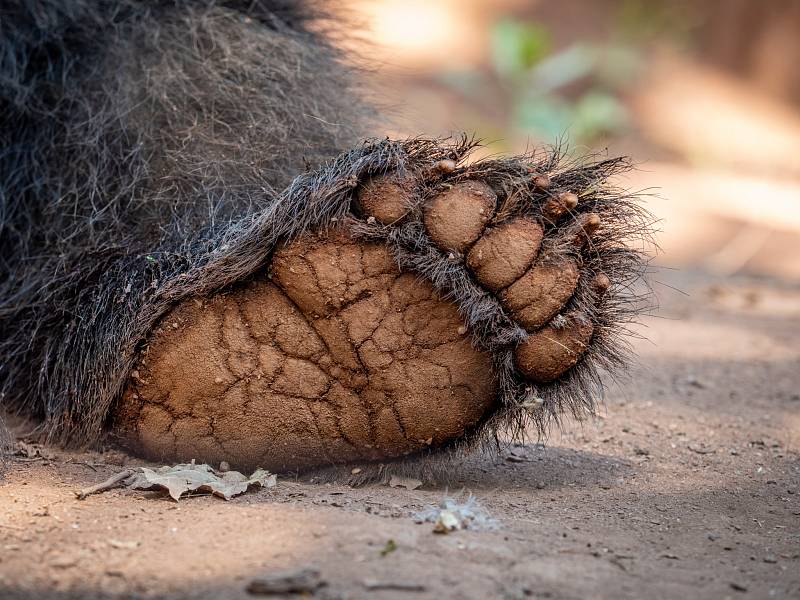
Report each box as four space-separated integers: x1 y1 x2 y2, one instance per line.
388 475 422 490
129 462 275 501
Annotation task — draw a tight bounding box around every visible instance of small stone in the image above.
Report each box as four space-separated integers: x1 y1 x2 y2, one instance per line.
351 468 362 475
505 454 526 463
730 582 748 592
363 580 426 592
246 568 324 596
108 539 140 550
686 375 705 388
688 443 715 455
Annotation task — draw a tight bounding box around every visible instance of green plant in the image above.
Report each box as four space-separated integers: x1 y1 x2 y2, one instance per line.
490 17 640 146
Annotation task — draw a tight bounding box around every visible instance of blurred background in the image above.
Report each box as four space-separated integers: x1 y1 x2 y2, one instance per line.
347 0 800 282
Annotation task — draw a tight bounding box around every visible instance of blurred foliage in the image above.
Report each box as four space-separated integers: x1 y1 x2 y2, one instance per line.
489 16 642 146
490 19 551 77
435 5 701 148
615 0 701 47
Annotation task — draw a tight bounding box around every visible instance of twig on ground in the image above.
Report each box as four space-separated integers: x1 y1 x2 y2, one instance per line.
75 469 135 500
67 459 99 471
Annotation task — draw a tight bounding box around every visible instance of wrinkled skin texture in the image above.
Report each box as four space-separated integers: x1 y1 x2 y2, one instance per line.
116 179 607 472
116 233 494 471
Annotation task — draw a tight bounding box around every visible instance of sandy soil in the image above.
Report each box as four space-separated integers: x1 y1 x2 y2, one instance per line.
1 269 798 600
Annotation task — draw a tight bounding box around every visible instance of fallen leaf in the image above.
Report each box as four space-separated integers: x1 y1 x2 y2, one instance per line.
380 539 397 557
129 462 276 501
388 475 422 490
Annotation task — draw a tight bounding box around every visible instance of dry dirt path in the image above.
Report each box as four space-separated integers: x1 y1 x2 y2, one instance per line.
1 270 798 600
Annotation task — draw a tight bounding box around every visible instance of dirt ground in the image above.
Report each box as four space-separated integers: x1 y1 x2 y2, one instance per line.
1 268 798 600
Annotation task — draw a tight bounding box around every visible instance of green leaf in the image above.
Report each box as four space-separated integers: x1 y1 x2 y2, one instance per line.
571 91 629 141
516 96 574 143
529 45 596 94
491 18 551 77
380 539 398 557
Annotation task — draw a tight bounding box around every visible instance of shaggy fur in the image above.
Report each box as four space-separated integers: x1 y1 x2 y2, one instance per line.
1 0 367 446
0 1 654 469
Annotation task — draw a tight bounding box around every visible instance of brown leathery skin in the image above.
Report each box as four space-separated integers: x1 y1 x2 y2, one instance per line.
423 181 497 253
115 231 496 472
466 218 543 292
499 258 581 331
513 313 595 383
355 174 415 225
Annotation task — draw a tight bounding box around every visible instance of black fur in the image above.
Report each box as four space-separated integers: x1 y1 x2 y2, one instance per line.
0 1 654 469
1 0 367 447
